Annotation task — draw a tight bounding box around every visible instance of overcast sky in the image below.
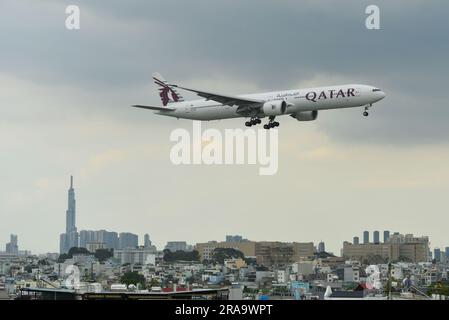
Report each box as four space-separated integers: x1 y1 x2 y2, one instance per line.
1 0 448 254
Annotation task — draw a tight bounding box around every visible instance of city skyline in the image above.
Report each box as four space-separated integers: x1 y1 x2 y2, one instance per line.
1 173 448 254
1 1 449 255
3 205 448 256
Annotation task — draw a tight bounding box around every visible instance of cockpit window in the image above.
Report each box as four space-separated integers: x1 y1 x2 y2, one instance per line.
372 88 381 92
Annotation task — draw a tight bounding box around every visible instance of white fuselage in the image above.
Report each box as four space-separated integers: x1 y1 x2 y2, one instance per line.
157 84 386 120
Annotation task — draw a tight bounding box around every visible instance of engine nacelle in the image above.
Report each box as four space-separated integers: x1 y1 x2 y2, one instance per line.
291 110 318 121
262 100 287 116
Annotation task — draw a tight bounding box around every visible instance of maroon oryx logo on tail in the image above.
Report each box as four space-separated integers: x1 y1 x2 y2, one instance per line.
153 75 183 106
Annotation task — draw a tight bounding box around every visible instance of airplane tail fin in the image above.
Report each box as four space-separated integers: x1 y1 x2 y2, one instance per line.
152 72 184 106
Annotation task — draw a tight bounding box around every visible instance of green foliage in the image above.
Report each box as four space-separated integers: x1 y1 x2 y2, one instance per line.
68 247 90 257
38 259 49 265
148 278 160 288
256 265 268 271
57 247 92 262
57 254 69 263
163 249 200 263
244 257 257 265
211 248 244 264
427 282 449 296
315 251 335 259
94 248 113 262
120 271 146 288
363 254 388 265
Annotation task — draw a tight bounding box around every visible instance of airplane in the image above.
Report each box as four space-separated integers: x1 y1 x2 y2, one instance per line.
132 72 386 129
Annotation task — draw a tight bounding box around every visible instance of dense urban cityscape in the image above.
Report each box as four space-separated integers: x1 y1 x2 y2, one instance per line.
1 177 448 300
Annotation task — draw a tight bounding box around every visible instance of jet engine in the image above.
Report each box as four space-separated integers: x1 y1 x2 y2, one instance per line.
262 100 287 116
291 110 318 121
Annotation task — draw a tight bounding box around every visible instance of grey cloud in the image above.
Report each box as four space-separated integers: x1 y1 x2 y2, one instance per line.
1 0 448 145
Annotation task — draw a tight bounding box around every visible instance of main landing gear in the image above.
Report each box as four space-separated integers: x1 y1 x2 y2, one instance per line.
263 116 279 130
245 117 262 127
363 104 372 117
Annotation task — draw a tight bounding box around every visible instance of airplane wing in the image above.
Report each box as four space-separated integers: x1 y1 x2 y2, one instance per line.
170 85 264 108
131 105 175 111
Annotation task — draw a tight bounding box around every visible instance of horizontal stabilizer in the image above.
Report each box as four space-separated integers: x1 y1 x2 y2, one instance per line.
131 105 175 112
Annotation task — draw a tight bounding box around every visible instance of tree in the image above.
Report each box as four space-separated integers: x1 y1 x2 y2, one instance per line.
163 249 200 263
38 259 49 265
57 247 91 262
244 257 257 265
427 281 449 296
315 251 335 259
148 278 160 288
57 254 69 263
94 248 113 262
120 271 146 289
365 254 387 265
24 265 33 273
211 248 244 264
68 247 90 257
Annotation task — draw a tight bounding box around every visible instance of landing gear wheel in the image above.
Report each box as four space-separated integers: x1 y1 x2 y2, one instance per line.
245 118 261 127
264 117 279 129
363 104 372 117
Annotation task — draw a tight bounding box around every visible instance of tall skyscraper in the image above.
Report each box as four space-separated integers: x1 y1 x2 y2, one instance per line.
5 234 18 255
434 248 441 262
66 176 76 234
445 247 449 263
383 230 390 243
79 230 119 249
353 236 359 245
119 232 138 249
144 234 152 248
226 235 244 242
373 231 380 244
59 176 79 254
363 231 369 244
318 241 325 253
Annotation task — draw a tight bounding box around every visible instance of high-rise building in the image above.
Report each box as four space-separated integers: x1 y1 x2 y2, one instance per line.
144 234 151 248
383 231 390 243
5 234 18 255
119 232 138 249
353 237 359 245
343 233 430 263
59 176 79 254
441 252 447 264
445 247 449 263
363 231 369 244
434 248 441 262
195 241 314 266
318 241 325 253
164 241 193 252
373 231 380 244
79 230 118 249
79 230 93 248
226 235 248 243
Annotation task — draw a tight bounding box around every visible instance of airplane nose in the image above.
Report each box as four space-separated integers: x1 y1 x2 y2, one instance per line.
380 91 386 99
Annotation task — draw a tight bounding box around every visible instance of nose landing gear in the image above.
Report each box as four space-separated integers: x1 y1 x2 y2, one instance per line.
363 104 372 117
